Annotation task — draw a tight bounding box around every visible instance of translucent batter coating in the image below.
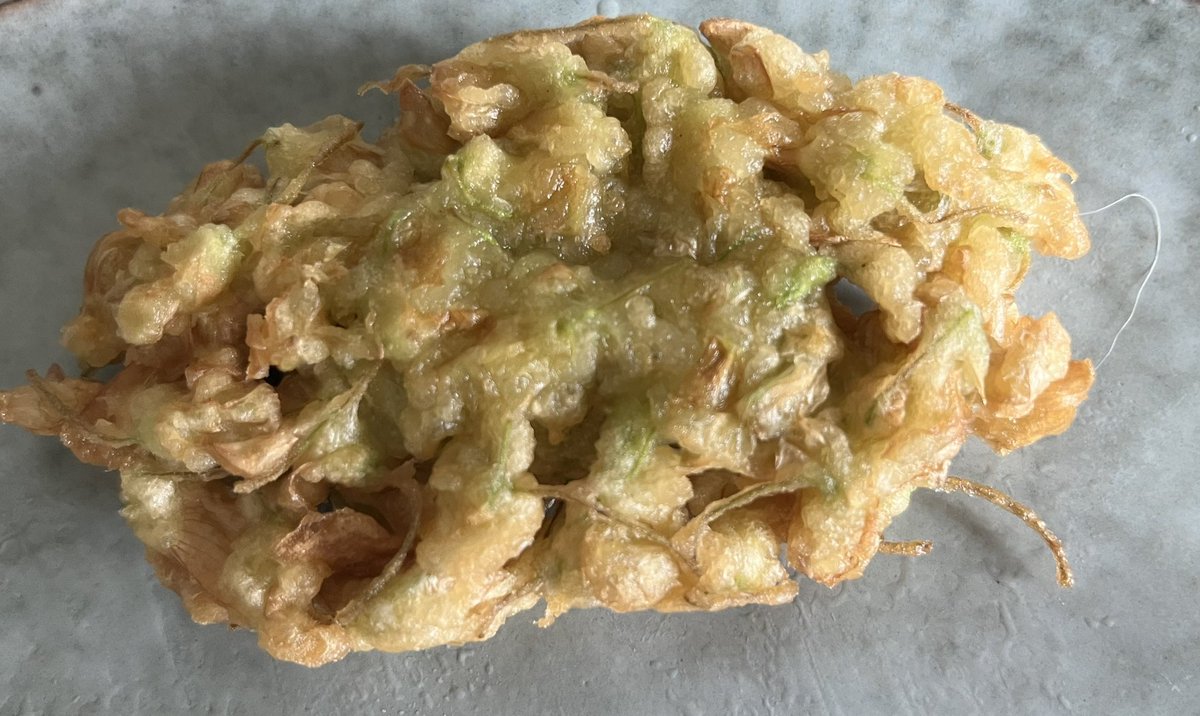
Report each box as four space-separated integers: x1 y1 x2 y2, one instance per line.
0 16 1092 665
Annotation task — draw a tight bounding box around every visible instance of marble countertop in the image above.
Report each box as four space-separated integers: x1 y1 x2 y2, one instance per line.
1 0 1197 713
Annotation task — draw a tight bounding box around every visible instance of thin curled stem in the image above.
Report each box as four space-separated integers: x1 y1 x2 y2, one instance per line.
522 484 699 574
939 475 1074 588
879 540 934 557
334 499 420 626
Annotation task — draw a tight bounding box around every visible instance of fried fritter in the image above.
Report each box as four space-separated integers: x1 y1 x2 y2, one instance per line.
0 16 1092 665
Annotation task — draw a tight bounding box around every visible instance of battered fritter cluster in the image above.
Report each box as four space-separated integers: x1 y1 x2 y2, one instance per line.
0 16 1092 665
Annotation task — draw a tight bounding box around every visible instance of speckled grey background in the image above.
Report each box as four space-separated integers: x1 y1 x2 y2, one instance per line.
1 0 1197 713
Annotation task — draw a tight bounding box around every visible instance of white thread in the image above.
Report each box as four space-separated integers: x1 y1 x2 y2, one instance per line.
1078 193 1162 369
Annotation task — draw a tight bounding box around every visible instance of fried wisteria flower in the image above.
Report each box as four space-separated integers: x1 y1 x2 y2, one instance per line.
0 16 1093 665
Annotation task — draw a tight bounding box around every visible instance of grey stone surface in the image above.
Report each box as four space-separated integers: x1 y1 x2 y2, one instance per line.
0 0 1197 713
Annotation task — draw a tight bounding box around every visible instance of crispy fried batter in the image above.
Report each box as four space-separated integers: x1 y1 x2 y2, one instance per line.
0 16 1092 664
